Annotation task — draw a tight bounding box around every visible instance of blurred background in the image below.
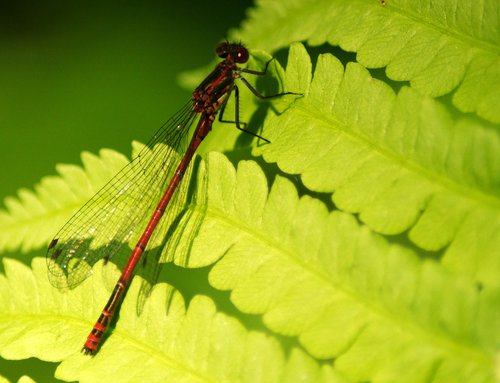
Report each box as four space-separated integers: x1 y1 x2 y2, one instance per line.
0 0 253 205
0 1 253 381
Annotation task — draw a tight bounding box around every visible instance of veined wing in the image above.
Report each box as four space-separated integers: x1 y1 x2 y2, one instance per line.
47 101 199 289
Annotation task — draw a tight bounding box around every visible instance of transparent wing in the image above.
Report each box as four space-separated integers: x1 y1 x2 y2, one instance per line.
134 156 208 314
47 101 199 289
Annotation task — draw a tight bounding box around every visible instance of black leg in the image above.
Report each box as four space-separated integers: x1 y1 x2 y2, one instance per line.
239 76 301 100
241 58 274 76
218 85 270 143
240 59 302 99
225 57 302 142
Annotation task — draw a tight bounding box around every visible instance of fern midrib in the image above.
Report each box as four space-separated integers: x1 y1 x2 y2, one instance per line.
203 205 492 369
380 1 499 54
0 312 218 383
292 103 500 210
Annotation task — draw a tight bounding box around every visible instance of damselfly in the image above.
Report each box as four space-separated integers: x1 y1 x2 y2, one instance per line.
47 41 299 355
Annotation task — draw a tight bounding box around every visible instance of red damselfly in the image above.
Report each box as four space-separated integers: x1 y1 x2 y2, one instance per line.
47 42 299 355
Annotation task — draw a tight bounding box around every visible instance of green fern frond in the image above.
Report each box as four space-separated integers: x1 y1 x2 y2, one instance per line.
185 151 498 383
254 43 500 287
1 147 498 382
233 0 500 123
0 376 35 383
0 257 344 383
0 149 129 253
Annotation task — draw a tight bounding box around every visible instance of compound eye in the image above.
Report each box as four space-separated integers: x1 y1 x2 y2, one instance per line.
235 46 249 63
216 42 229 58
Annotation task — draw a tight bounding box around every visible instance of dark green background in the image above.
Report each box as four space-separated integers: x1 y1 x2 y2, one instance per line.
0 0 252 205
0 1 252 381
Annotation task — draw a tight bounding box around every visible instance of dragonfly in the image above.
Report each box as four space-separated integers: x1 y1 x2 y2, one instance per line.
47 41 299 355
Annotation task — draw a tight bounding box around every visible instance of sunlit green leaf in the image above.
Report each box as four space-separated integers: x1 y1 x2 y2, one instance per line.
234 0 500 123
0 258 343 383
255 43 500 287
188 152 498 383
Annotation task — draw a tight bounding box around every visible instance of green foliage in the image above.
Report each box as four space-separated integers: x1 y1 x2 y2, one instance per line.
0 376 35 383
194 153 498 382
1 0 499 382
1 149 498 382
234 0 500 123
256 43 500 288
1 257 342 383
0 150 129 253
